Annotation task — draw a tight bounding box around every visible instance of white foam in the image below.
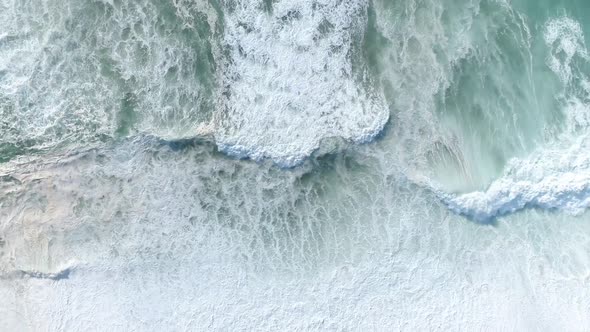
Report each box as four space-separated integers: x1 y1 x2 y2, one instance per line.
438 16 590 221
439 137 590 222
3 138 590 330
214 0 388 166
0 0 218 155
544 16 589 83
1 0 388 166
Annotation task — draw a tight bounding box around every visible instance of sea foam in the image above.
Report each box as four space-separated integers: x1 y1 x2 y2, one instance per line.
214 0 388 167
439 137 590 222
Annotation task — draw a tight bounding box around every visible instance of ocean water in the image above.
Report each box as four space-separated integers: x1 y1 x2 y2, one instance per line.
1 0 590 330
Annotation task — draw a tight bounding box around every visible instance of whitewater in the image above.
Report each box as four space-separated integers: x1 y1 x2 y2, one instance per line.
1 0 590 330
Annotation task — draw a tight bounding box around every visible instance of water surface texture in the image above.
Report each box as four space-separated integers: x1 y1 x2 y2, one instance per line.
1 0 590 330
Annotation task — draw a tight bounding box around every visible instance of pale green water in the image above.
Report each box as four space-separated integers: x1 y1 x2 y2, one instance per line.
1 0 590 330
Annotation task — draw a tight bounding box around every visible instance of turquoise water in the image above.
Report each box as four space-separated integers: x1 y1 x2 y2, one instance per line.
1 0 590 330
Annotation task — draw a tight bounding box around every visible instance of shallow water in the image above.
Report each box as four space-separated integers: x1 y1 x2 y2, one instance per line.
1 0 590 330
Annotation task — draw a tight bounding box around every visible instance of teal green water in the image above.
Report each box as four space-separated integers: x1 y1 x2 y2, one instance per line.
0 0 586 179
2 0 590 330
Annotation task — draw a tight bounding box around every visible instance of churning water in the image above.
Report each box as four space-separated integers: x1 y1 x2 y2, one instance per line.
1 0 590 330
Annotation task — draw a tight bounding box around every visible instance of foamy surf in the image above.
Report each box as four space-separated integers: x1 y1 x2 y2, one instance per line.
438 139 590 222
213 0 389 167
434 16 590 221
